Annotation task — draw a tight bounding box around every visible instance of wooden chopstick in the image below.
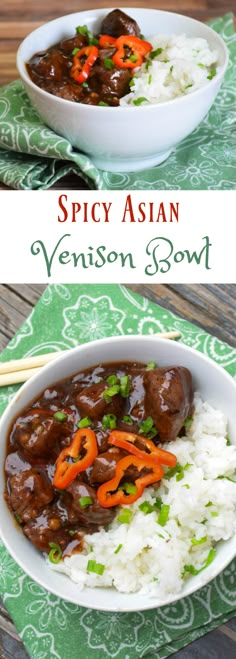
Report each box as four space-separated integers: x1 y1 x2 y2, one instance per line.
0 331 181 387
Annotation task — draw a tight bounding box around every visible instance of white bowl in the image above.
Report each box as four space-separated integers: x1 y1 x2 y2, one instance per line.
0 335 236 612
17 8 228 172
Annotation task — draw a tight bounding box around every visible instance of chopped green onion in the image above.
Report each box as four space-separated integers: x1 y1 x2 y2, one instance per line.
103 384 120 403
149 47 163 59
206 501 213 507
102 413 117 430
146 361 156 370
117 508 133 524
165 462 182 480
217 475 236 482
104 58 115 70
207 67 217 80
55 487 65 494
158 504 170 527
176 471 184 482
139 416 155 435
106 374 118 385
130 54 138 63
191 536 207 546
185 84 193 89
69 529 77 536
133 97 149 106
211 511 219 517
78 496 93 508
182 548 216 577
14 513 23 525
140 33 145 40
170 65 174 73
87 559 105 575
76 25 90 36
48 542 62 564
77 416 92 428
82 82 89 88
114 543 123 554
122 415 133 425
119 482 137 495
139 501 154 514
184 416 193 428
98 101 108 107
184 484 190 489
129 78 135 88
154 497 163 510
120 375 130 398
72 47 80 56
198 63 205 68
54 411 68 422
226 437 231 446
89 37 99 46
145 60 152 71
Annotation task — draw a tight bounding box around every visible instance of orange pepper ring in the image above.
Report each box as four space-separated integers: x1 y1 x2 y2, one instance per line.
108 430 177 467
97 455 164 508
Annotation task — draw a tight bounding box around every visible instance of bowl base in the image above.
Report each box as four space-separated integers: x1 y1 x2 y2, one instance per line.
92 148 173 173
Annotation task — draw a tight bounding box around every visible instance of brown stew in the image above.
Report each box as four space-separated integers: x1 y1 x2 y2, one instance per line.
4 360 193 559
26 9 150 106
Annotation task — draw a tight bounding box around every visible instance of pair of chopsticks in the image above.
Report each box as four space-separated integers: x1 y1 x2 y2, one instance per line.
0 330 181 387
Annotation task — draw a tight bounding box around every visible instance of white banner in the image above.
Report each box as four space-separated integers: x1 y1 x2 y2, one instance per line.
0 190 235 283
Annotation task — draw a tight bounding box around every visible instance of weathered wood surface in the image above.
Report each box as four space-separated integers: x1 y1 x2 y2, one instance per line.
0 0 234 190
0 283 236 658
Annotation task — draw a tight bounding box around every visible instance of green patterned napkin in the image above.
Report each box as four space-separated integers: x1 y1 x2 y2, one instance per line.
0 14 235 190
0 284 236 659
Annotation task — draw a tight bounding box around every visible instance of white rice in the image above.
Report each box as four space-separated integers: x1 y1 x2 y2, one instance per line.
50 394 236 597
120 34 219 106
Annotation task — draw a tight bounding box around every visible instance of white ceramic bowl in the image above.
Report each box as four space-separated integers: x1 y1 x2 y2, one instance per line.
0 335 236 612
17 8 228 172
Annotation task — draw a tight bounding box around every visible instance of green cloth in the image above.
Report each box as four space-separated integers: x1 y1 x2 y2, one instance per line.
0 14 235 190
0 283 236 659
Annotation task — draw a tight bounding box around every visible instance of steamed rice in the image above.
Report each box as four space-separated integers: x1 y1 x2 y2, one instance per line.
120 34 219 106
50 394 236 597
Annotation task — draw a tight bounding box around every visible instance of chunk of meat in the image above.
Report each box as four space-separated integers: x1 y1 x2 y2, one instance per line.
144 367 193 442
60 34 88 53
66 480 115 526
8 469 54 522
12 412 70 458
23 502 83 553
90 448 126 483
5 451 31 476
76 381 124 420
90 62 132 99
29 49 68 81
100 9 140 38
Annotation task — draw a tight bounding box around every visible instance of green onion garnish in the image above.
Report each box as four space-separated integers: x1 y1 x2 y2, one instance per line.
206 501 213 507
184 484 190 489
129 78 135 88
185 84 193 89
207 67 217 80
114 543 123 554
77 416 92 428
211 511 219 517
170 65 174 73
122 415 133 425
82 82 89 88
102 413 117 430
139 416 155 435
98 101 108 106
104 58 115 70
106 374 118 385
133 97 149 106
72 47 80 56
69 530 77 536
119 482 137 495
184 416 193 429
87 559 105 575
48 542 62 564
182 548 216 577
78 496 93 508
198 63 205 68
139 501 154 514
117 508 133 524
149 47 163 59
146 361 156 370
191 536 207 546
54 411 68 422
14 513 23 525
103 384 120 403
89 37 99 46
130 54 138 63
76 25 90 36
120 375 130 398
148 74 152 84
145 60 152 71
154 497 163 510
157 504 170 527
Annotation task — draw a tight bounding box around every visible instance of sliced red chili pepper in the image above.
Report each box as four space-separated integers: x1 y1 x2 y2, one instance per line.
108 430 177 467
99 35 117 48
53 428 98 489
97 455 163 507
70 45 98 83
112 35 152 69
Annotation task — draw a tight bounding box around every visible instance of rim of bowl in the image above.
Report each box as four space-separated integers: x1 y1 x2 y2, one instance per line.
1 335 236 611
17 7 229 113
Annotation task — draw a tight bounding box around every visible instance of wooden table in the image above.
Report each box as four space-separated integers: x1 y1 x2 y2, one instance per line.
0 0 235 190
0 283 236 658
